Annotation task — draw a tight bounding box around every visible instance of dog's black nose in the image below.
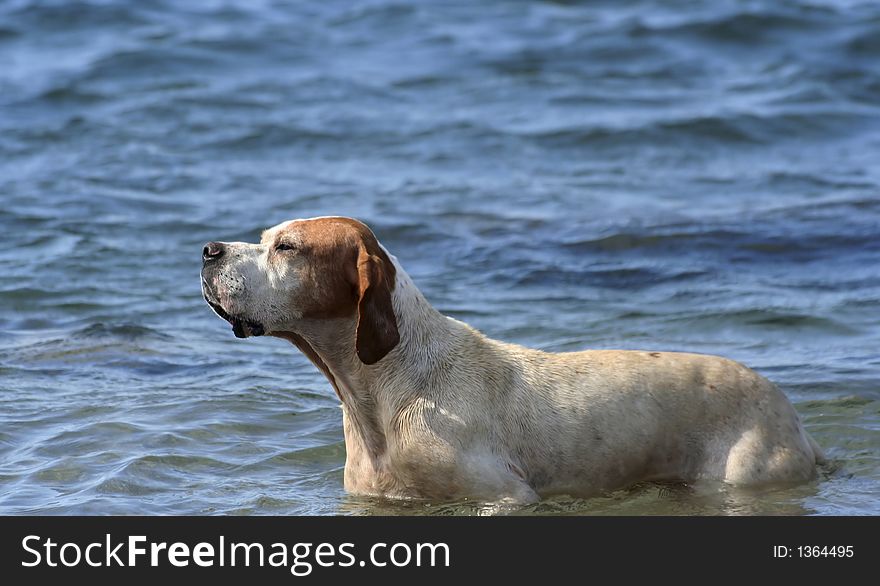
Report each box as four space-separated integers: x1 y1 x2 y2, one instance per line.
203 241 225 262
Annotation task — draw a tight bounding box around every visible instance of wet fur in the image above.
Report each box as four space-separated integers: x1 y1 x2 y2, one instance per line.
202 216 824 503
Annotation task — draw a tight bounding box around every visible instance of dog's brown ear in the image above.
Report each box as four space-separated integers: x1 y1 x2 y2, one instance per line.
355 248 399 364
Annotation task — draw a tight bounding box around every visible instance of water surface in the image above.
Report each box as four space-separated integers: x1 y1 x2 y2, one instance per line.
1 0 878 515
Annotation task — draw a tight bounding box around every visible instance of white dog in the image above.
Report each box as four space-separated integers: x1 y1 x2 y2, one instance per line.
201 216 824 503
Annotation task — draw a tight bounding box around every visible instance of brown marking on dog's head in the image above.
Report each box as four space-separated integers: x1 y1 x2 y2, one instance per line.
267 217 400 365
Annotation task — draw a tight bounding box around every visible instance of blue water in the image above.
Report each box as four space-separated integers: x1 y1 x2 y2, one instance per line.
1 0 878 515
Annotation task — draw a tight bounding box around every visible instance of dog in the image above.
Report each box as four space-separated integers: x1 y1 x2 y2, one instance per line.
201 216 824 503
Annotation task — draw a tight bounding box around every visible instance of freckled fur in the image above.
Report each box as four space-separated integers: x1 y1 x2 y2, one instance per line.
202 216 824 503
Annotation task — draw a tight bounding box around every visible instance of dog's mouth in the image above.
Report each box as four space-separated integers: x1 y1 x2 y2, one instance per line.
202 288 265 339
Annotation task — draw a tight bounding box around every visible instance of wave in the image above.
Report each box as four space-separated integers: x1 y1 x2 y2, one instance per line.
5 0 155 30
628 10 828 44
72 323 169 341
519 110 872 148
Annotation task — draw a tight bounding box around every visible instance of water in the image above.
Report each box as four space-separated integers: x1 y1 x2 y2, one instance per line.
1 0 878 515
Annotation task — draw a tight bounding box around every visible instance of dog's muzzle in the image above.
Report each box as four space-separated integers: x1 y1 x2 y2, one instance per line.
201 242 265 338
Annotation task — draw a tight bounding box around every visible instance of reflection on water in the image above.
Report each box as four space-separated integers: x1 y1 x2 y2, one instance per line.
341 475 845 516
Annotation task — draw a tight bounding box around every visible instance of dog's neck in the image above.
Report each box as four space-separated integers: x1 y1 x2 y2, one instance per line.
275 262 461 468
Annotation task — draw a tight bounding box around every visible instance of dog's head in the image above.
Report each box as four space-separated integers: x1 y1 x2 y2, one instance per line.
201 216 399 364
